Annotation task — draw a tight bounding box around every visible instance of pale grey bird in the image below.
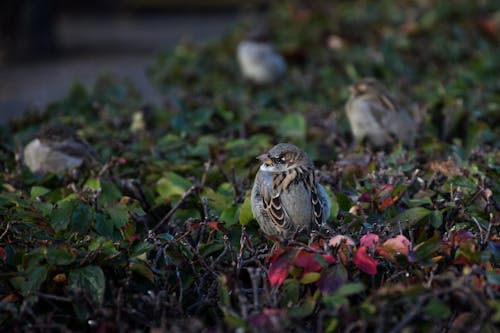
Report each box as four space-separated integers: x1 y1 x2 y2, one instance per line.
345 78 416 148
251 143 330 240
237 31 287 85
23 125 99 174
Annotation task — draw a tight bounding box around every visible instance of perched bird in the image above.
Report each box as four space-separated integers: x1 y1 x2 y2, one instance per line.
345 78 416 148
237 31 287 85
251 143 330 240
23 125 99 174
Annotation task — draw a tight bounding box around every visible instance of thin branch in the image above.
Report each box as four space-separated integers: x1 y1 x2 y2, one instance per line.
388 296 426 333
0 221 10 240
152 185 197 232
34 292 73 303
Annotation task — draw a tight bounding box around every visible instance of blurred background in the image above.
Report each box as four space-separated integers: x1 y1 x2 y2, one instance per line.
0 0 264 123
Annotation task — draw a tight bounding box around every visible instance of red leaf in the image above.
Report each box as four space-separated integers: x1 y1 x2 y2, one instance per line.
378 196 395 211
0 247 6 262
267 246 288 263
358 192 371 202
128 234 141 244
268 251 293 287
360 233 380 250
293 249 335 274
354 246 378 275
207 221 226 233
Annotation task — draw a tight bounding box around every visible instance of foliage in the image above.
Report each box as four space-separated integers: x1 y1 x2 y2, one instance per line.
1 0 499 331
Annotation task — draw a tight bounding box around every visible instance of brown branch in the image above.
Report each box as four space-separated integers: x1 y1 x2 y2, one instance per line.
34 292 72 303
0 221 10 240
151 185 197 232
388 296 427 333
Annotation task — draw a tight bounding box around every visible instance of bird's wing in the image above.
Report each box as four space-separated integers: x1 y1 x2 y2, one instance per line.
260 171 292 231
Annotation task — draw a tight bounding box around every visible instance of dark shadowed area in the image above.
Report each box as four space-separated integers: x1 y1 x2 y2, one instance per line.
0 1 256 123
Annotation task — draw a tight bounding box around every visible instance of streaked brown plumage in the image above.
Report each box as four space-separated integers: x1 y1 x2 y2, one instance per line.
346 78 416 148
251 143 330 240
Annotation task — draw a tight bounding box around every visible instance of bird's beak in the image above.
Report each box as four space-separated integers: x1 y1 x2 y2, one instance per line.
257 154 272 166
348 85 355 94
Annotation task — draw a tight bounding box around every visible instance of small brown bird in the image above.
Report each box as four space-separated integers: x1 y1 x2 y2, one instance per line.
345 78 416 148
237 31 287 85
251 143 330 240
23 125 99 174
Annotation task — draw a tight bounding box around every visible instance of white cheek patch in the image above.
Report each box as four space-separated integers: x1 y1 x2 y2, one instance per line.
260 164 277 172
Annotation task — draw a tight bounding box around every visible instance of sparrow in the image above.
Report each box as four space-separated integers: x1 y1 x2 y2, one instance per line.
345 78 416 148
251 143 330 241
237 31 287 85
23 124 100 174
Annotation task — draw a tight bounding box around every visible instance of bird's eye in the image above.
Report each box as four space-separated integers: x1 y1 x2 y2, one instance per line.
280 157 286 163
271 157 283 164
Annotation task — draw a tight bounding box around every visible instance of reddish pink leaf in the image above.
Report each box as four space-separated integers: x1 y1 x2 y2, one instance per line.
267 246 288 263
268 251 292 287
295 248 336 270
354 246 378 275
117 157 127 164
360 233 380 250
294 249 322 273
0 247 6 262
378 235 411 260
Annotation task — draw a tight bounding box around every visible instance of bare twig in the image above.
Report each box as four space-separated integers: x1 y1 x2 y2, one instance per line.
34 292 72 303
0 221 10 240
388 296 426 333
152 185 197 232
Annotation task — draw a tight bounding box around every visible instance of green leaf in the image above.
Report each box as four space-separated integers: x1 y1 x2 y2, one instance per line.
335 193 352 212
429 210 443 228
393 207 431 226
300 272 321 284
69 266 105 305
95 213 113 237
156 172 193 201
450 176 476 189
424 300 451 319
334 282 365 297
289 294 316 318
30 186 50 198
278 113 306 140
46 248 76 265
98 180 122 206
220 206 238 226
411 236 441 262
49 200 76 231
129 258 154 284
70 201 93 233
84 178 101 191
21 265 48 295
238 196 254 226
109 203 129 228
